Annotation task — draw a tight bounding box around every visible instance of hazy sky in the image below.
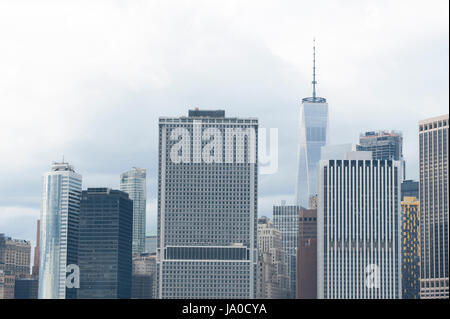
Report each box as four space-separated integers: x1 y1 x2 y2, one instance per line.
0 0 448 247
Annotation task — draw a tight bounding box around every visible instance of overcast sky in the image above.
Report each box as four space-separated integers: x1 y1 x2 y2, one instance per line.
0 0 448 247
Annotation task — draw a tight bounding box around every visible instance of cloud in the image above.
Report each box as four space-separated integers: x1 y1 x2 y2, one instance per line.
0 0 448 242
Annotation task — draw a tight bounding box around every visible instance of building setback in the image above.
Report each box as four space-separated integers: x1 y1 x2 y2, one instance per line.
418 114 449 299
157 109 258 298
318 147 402 299
77 188 133 299
401 196 420 299
120 168 147 255
296 207 317 299
39 162 82 299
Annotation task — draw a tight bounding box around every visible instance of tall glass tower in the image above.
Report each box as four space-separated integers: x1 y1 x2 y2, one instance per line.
39 162 82 299
295 40 329 208
120 168 147 255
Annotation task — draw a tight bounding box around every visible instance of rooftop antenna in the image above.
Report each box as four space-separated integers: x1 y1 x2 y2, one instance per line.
312 37 317 100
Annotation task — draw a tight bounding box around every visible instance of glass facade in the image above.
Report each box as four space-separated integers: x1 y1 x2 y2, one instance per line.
120 168 147 255
77 188 133 299
296 101 329 209
39 162 82 299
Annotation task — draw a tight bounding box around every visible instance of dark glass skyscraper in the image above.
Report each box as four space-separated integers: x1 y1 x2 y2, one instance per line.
401 179 419 201
78 188 133 299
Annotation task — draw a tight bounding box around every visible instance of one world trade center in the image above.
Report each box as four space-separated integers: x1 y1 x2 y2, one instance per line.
295 40 329 208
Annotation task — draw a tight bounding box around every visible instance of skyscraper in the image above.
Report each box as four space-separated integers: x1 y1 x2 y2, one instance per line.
295 40 329 208
273 203 299 298
145 235 157 254
14 278 38 299
256 217 289 299
0 270 15 299
359 130 405 179
157 109 258 299
418 114 449 299
0 234 31 278
77 188 133 299
401 179 419 201
39 161 82 299
401 196 420 299
32 220 40 278
296 207 317 299
132 253 156 299
317 146 402 298
120 168 147 255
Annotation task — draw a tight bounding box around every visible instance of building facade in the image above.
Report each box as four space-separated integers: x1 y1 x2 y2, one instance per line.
0 233 31 278
32 220 40 278
273 204 299 298
157 109 258 298
318 147 402 299
120 168 147 255
0 270 15 299
359 130 404 179
77 188 133 299
39 161 82 299
145 235 157 254
296 207 317 299
401 179 419 201
418 114 449 299
295 44 329 209
132 253 156 299
256 217 289 299
14 278 38 299
401 196 420 299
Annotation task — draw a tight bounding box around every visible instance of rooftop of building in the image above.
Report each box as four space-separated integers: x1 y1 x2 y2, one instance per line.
82 188 130 199
51 161 76 172
159 109 258 122
359 130 403 139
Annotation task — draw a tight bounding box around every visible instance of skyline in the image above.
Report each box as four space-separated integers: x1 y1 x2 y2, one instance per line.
0 0 449 248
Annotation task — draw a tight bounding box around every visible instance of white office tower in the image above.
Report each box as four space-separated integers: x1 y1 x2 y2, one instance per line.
157 110 258 299
120 168 147 255
317 146 402 299
39 162 82 299
295 41 329 208
418 115 449 299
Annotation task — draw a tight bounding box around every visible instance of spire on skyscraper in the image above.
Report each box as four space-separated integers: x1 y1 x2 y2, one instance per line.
312 37 317 100
302 37 326 104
